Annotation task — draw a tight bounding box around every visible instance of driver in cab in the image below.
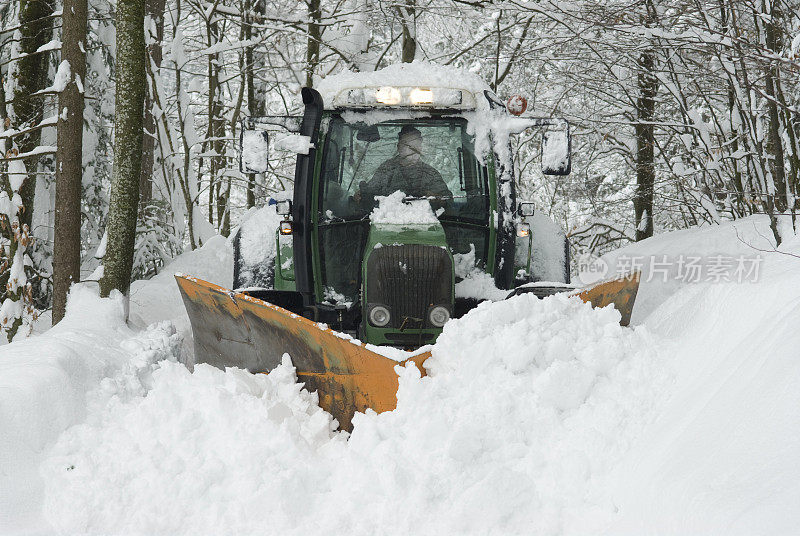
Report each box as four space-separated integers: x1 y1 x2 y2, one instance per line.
354 125 451 206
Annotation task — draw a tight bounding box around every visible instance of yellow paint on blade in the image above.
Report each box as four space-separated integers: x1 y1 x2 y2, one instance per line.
176 275 428 431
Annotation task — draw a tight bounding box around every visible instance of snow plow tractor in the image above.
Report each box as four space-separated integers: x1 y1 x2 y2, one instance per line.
177 66 640 430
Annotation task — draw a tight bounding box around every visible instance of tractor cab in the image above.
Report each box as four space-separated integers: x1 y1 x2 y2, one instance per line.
235 68 572 347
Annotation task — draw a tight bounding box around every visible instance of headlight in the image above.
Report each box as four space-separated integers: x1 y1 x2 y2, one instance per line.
375 87 401 105
429 306 450 328
409 87 433 104
369 305 391 327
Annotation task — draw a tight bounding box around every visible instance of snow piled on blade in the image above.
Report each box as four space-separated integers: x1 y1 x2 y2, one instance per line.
128 234 232 332
41 293 667 535
42 356 342 534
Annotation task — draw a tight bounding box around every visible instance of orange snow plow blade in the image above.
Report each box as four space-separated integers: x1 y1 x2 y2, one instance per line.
576 271 640 327
175 275 428 431
176 272 639 430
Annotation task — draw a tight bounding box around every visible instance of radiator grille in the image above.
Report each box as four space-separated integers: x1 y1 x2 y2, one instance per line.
366 244 452 329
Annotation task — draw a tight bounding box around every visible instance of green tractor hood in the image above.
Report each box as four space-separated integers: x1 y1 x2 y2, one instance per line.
361 222 454 347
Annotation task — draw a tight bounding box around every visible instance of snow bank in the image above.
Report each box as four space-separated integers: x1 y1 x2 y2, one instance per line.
128 234 232 334
0 286 181 534
41 293 667 535
370 190 439 225
604 229 800 534
5 214 799 535
582 215 776 323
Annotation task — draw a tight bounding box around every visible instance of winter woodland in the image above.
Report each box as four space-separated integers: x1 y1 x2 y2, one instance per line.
0 0 798 341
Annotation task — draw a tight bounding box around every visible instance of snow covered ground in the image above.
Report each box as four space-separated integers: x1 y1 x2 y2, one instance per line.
1 216 799 535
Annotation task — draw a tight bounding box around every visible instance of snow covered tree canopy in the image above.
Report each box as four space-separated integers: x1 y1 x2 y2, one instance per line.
0 0 797 323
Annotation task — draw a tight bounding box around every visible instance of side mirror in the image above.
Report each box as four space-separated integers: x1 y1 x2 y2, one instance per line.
240 128 270 173
518 202 535 217
541 122 571 176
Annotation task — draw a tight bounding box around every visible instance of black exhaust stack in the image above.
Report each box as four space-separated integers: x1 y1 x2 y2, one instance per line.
292 87 324 309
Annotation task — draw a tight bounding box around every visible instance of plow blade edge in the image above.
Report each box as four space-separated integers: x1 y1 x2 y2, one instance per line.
175 275 428 431
575 271 640 327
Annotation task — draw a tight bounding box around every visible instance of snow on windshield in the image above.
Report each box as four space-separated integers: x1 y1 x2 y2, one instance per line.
370 191 439 225
320 116 488 224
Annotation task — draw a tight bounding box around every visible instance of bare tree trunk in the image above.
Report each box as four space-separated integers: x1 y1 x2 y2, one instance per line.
762 0 786 214
397 0 416 63
100 0 145 298
221 178 231 236
12 0 54 232
204 16 225 231
139 0 166 206
306 0 321 87
718 0 746 216
52 0 88 324
244 0 265 208
634 48 657 241
634 1 658 241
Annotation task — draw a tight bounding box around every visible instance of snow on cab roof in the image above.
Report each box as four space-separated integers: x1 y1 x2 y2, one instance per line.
316 61 494 111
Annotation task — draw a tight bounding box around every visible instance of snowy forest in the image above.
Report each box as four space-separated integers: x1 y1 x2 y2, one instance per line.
0 0 798 342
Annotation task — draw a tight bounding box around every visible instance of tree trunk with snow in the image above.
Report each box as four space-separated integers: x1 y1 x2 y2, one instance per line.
52 0 88 324
244 0 265 209
397 1 416 63
306 0 321 87
762 0 786 216
11 0 54 232
633 2 658 242
100 0 145 299
634 50 657 242
139 0 166 207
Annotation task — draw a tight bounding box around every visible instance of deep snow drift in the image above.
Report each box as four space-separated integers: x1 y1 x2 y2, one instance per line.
0 287 181 533
600 220 800 534
1 215 799 535
40 294 667 535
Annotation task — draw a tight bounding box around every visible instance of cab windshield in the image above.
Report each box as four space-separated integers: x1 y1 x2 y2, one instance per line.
320 117 488 223
316 115 491 304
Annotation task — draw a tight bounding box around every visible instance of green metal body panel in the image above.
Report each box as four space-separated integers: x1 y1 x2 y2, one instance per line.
274 232 296 291
365 223 450 250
